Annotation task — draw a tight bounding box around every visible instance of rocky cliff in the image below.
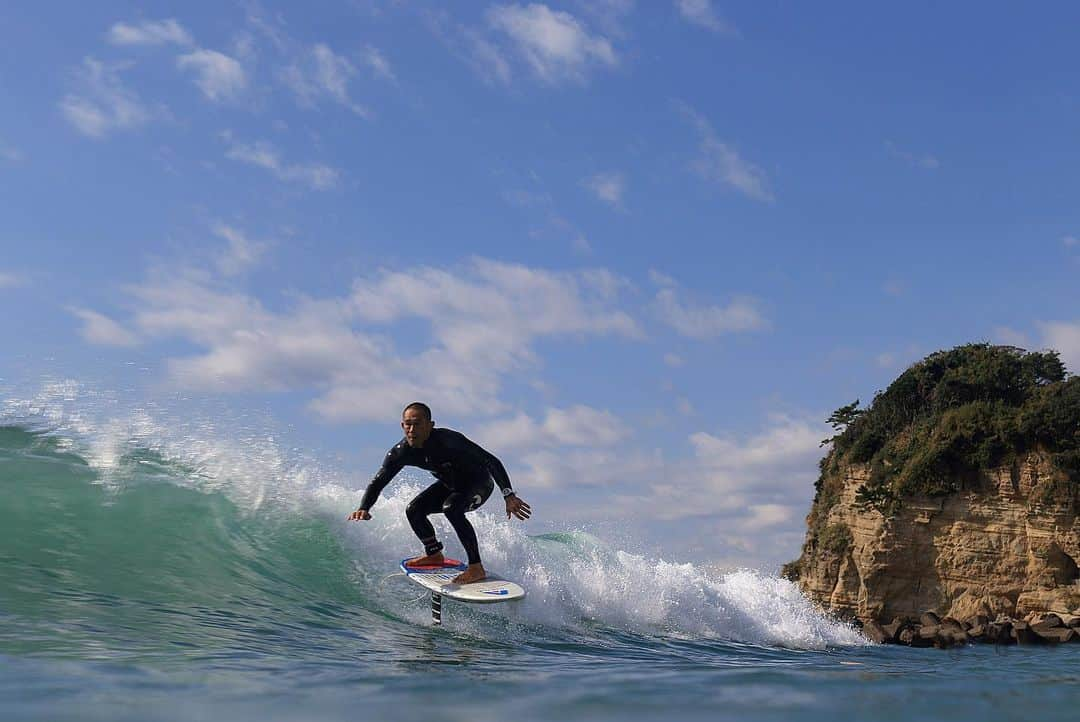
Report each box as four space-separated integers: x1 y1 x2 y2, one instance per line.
789 454 1080 623
784 344 1080 625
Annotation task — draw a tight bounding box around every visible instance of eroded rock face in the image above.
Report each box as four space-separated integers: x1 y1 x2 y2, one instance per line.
791 454 1080 623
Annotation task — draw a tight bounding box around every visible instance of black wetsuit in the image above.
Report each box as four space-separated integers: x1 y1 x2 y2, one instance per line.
358 428 514 565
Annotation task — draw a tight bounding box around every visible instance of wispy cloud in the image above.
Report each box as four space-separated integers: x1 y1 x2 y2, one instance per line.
573 0 636 38
474 404 626 451
362 45 396 82
60 58 151 138
1063 235 1079 249
177 49 247 102
212 223 268 275
107 18 193 47
69 308 140 347
486 3 618 84
225 139 340 190
1037 320 1080 373
993 326 1030 349
678 102 773 201
655 287 767 338
675 0 737 34
885 140 940 170
663 352 685 367
583 172 625 207
465 26 515 85
423 11 514 86
281 43 370 117
0 271 27 289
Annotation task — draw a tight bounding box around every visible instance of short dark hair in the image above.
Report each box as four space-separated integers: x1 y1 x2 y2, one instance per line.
402 402 432 421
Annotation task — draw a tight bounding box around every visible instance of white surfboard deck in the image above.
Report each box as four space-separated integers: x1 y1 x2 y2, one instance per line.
399 558 526 603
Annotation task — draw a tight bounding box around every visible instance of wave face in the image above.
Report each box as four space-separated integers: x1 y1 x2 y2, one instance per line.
0 400 865 666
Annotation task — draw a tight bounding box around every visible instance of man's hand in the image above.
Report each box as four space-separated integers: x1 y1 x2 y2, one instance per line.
505 495 531 521
347 508 371 521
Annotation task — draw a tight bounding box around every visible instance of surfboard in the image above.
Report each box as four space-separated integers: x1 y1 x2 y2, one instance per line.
399 558 526 604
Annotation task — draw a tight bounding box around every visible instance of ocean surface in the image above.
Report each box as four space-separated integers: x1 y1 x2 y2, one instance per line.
2 393 1079 722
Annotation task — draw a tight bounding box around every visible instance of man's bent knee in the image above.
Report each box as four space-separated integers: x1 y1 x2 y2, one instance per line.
442 502 467 520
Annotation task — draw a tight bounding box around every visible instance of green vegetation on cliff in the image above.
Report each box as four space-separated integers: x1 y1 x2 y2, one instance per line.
814 344 1080 520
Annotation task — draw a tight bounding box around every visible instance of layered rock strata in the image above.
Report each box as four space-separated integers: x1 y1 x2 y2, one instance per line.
789 453 1080 625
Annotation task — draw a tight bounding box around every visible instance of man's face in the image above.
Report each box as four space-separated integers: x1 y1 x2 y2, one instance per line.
402 407 434 447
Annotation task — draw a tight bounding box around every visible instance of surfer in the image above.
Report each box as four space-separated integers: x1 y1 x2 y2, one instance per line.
347 402 531 585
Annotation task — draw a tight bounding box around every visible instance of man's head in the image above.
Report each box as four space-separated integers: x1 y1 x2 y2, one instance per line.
401 402 434 448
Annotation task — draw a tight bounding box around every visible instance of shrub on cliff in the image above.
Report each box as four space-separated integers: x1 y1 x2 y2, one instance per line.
816 344 1078 515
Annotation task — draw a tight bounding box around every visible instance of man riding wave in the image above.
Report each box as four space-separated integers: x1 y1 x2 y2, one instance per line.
348 402 531 585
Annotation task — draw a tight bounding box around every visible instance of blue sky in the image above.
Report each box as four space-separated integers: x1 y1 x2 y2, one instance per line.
2 1 1079 572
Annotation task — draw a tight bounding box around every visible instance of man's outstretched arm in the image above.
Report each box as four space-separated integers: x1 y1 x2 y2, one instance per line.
348 446 405 520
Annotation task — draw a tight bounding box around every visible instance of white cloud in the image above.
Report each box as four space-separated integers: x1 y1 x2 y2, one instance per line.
212 223 267 275
640 414 827 523
690 415 823 479
679 103 772 201
349 259 642 373
1063 235 1078 248
694 138 772 201
1038 321 1080 373
663 352 685 367
648 269 678 288
465 27 515 85
60 58 150 138
70 308 140 347
0 271 27 289
225 139 340 190
994 326 1030 349
583 172 624 206
518 446 662 489
675 0 736 34
281 43 370 117
108 18 192 47
885 140 940 170
475 404 626 451
553 411 830 570
177 49 247 102
362 45 396 81
487 3 618 84
745 503 792 528
573 0 636 38
502 188 552 208
655 288 767 338
422 10 513 85
82 258 642 424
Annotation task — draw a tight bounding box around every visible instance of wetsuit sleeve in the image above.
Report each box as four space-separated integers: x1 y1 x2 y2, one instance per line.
358 444 407 511
454 432 514 495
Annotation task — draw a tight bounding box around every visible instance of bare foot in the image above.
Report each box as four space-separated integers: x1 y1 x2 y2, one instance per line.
405 552 445 567
451 564 486 585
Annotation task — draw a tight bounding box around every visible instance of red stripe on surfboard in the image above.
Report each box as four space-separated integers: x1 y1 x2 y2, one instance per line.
404 558 464 570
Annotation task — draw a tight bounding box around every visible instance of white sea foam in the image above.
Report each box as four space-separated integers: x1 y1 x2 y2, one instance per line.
333 482 866 648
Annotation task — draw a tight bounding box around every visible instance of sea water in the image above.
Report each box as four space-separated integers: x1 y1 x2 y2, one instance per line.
2 393 1078 722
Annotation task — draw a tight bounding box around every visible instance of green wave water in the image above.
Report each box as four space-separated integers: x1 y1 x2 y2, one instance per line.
0 426 373 666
